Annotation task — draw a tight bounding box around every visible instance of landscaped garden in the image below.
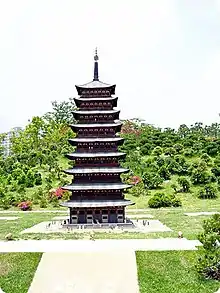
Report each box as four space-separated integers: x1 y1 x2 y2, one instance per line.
0 100 220 292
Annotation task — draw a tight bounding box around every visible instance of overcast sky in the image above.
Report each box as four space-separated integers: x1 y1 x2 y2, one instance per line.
1 0 220 132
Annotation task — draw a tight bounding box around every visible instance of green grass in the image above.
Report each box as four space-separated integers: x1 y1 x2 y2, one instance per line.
0 210 215 240
136 251 219 293
0 253 42 293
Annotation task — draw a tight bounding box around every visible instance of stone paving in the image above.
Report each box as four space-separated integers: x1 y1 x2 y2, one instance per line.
20 219 170 234
0 216 19 220
0 239 202 252
184 211 220 216
28 251 140 293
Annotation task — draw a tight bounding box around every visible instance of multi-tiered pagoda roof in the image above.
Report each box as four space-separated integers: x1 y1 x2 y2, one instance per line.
61 49 134 225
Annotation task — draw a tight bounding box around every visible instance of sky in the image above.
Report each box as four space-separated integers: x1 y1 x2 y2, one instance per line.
1 0 220 133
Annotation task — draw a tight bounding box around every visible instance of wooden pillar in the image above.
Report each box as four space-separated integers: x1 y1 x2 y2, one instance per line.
69 208 72 224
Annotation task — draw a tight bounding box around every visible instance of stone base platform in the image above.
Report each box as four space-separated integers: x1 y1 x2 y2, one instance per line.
20 219 172 234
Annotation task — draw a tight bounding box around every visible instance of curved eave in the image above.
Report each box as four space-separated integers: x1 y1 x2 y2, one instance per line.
64 167 129 175
66 152 126 159
60 199 134 208
75 83 116 95
68 137 124 146
62 183 132 191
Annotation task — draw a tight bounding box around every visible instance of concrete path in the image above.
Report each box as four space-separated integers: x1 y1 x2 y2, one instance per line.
0 216 19 220
0 239 202 252
28 251 139 293
185 211 220 216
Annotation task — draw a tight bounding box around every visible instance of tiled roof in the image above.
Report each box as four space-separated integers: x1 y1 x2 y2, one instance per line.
64 167 129 174
70 122 122 128
66 152 126 158
74 96 117 102
72 110 120 115
60 199 134 208
62 183 131 191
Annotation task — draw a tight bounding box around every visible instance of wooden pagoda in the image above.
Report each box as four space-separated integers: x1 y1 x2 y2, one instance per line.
61 50 134 225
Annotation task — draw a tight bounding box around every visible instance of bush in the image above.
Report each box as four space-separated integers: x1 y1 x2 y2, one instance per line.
18 200 32 211
148 192 181 208
177 176 191 192
0 198 11 210
198 184 218 199
196 214 220 280
142 172 163 189
39 198 48 208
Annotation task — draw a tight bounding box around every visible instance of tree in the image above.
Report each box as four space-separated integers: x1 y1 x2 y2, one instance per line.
177 176 190 192
142 172 163 189
191 170 211 185
158 165 171 180
43 98 76 125
198 185 218 199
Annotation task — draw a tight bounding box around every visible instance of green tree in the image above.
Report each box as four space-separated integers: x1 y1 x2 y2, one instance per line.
198 184 218 199
177 176 190 192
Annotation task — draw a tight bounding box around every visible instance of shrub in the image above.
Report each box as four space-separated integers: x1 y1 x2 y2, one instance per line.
198 184 218 199
127 182 149 197
0 198 10 210
142 172 163 189
191 170 211 185
177 176 191 192
148 192 181 208
49 187 65 200
130 175 141 185
196 214 220 280
39 198 48 208
18 200 32 211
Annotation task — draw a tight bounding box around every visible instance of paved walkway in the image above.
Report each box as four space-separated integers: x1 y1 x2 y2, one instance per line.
185 211 220 216
28 251 139 293
0 216 19 220
0 239 202 252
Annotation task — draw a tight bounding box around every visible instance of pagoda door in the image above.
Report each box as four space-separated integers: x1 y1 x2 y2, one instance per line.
109 209 117 223
78 210 86 224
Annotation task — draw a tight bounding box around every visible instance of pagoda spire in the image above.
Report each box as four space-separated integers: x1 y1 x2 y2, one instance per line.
93 47 99 81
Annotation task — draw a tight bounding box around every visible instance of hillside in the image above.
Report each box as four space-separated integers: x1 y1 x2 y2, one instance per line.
1 100 220 211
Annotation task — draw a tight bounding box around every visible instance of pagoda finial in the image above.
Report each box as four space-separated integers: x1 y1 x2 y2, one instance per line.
93 47 99 81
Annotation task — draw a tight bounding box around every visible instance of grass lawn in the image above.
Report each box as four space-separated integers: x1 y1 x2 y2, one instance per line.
0 203 219 240
136 251 220 293
0 253 42 293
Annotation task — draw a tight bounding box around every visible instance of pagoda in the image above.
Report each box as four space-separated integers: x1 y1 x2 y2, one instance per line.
61 49 134 225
